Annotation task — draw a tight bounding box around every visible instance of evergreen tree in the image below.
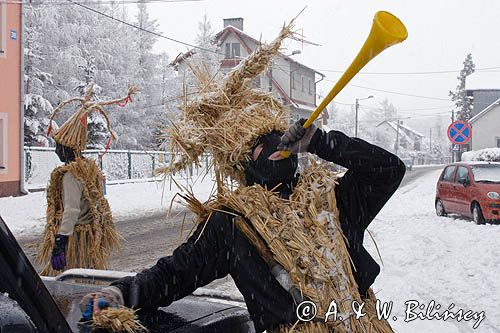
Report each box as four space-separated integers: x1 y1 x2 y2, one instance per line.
379 98 397 121
194 14 221 76
449 53 475 121
24 5 54 146
178 14 221 95
23 2 174 149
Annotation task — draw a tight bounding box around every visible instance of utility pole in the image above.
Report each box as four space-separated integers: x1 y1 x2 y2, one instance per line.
395 120 400 155
354 95 373 137
429 127 432 153
451 110 455 162
355 99 359 137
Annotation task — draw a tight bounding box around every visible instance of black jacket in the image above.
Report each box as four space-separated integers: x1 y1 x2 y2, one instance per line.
111 129 405 332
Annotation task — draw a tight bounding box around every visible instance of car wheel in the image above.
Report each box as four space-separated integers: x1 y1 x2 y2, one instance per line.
435 199 446 216
472 203 485 225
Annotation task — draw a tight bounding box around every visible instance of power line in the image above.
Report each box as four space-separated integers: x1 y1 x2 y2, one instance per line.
31 1 460 105
337 81 451 101
32 0 220 56
317 66 500 75
356 111 451 123
4 0 204 4
274 61 452 102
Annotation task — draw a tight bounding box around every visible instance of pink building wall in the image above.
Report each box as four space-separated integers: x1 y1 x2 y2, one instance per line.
0 3 22 197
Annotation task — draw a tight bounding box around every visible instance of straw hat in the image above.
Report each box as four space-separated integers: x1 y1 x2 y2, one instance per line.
49 83 138 153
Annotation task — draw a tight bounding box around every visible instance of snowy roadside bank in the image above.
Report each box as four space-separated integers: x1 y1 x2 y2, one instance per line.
0 178 215 237
367 169 500 332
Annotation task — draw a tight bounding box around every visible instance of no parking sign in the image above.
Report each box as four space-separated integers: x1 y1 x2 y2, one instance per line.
447 120 472 145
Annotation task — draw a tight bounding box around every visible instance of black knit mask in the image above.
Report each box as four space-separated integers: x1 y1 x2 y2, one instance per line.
55 142 76 164
244 131 298 194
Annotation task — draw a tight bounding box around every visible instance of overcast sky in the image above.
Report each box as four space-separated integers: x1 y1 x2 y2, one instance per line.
133 0 500 131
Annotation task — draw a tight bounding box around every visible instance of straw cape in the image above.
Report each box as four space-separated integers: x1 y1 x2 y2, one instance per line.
163 18 394 333
38 157 120 276
38 83 133 276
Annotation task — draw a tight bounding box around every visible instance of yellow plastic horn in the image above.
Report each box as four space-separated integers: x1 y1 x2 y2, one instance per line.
281 11 408 158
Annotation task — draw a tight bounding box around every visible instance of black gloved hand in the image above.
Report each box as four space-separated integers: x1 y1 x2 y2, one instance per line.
277 118 317 154
51 234 68 271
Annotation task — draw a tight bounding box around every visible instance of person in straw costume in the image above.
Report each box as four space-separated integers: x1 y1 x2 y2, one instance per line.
80 20 405 333
38 83 136 276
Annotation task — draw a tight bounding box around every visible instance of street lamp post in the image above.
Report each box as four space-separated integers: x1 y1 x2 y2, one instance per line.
355 95 374 137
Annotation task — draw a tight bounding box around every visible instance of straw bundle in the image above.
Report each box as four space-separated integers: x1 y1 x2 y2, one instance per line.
38 157 121 276
92 306 148 333
161 20 302 186
183 161 392 333
49 83 138 153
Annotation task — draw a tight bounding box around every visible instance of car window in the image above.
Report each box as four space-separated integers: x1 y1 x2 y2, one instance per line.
455 166 469 183
441 166 455 182
471 164 500 182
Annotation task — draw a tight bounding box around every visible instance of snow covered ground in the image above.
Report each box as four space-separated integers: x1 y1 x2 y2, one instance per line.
366 169 500 332
0 176 215 237
207 169 500 332
1 169 499 332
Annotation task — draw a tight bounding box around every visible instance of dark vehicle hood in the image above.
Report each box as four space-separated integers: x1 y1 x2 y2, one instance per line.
44 279 253 332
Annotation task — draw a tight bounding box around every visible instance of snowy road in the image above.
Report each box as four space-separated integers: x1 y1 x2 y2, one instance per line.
14 165 439 272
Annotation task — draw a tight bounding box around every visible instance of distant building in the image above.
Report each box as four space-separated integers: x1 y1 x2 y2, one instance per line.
172 18 325 123
466 89 500 118
0 3 24 197
469 98 500 150
376 120 425 152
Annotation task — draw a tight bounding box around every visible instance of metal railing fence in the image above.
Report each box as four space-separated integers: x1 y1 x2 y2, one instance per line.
24 146 213 187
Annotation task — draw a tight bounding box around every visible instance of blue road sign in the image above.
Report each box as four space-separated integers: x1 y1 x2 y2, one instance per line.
447 120 471 145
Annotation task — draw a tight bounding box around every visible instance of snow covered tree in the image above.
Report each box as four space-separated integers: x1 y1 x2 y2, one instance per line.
449 53 475 121
178 14 221 95
327 104 355 136
24 5 54 146
24 95 53 146
326 102 340 126
193 14 221 76
23 2 173 149
379 98 397 121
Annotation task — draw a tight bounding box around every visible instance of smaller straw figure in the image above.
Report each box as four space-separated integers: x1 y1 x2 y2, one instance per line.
38 83 137 276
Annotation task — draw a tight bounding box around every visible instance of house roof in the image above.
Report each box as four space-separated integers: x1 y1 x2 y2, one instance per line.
171 24 324 77
398 122 425 138
376 120 425 139
290 99 316 112
469 96 500 123
378 121 413 142
465 71 500 90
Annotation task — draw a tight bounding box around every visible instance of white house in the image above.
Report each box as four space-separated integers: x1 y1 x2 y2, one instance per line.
469 98 500 150
172 18 325 123
375 120 425 152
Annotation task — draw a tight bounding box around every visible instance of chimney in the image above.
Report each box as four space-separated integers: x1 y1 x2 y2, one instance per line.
223 18 244 31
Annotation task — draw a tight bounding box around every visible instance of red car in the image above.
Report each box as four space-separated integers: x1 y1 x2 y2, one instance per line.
435 162 500 224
